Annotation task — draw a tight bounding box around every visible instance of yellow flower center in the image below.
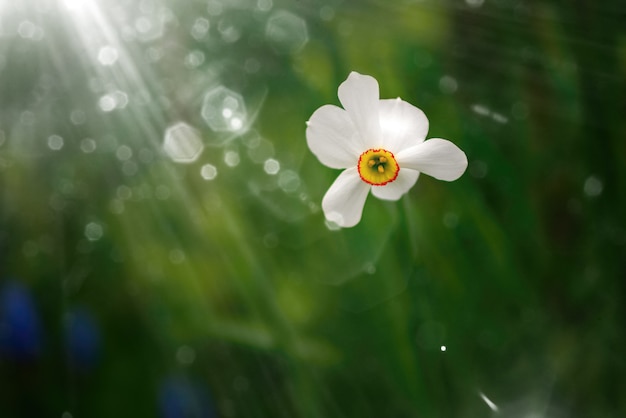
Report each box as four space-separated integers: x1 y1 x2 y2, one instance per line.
357 148 399 186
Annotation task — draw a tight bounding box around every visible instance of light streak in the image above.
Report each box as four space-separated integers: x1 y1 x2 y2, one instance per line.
479 391 499 412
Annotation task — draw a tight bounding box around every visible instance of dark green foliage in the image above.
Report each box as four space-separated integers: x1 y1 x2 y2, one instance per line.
0 0 624 416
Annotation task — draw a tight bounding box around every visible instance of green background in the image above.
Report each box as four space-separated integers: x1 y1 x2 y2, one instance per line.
1 0 625 416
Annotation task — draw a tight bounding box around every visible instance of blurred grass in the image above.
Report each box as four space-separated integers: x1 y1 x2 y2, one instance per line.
1 0 625 417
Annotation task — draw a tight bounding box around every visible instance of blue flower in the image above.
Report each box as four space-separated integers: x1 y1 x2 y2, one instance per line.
0 281 42 360
159 376 216 418
66 307 101 372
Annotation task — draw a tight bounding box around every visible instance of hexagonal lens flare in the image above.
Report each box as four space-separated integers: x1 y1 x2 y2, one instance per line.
201 86 248 134
163 122 204 163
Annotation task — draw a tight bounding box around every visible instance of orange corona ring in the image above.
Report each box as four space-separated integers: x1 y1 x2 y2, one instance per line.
357 148 400 186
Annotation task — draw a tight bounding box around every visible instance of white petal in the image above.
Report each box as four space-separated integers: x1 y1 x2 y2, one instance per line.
321 167 371 228
306 105 360 169
378 98 429 153
337 72 382 148
395 139 468 181
371 168 420 201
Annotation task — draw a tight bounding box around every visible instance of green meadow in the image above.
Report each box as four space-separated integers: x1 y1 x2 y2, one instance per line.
1 0 624 416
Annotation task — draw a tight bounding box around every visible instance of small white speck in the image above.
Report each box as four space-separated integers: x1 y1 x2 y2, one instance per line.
439 75 458 94
224 151 240 167
491 112 509 124
98 95 116 112
85 222 103 241
47 135 64 151
263 158 280 175
70 109 86 125
471 103 490 116
97 45 118 66
116 145 133 161
230 117 243 131
80 138 97 153
200 164 218 180
583 176 603 197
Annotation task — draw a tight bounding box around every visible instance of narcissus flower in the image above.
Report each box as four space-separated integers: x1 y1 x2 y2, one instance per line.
306 72 468 228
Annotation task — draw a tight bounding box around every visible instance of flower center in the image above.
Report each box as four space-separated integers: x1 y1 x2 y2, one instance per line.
357 148 399 186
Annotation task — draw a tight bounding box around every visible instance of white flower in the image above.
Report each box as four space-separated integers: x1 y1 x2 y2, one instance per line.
306 71 468 228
